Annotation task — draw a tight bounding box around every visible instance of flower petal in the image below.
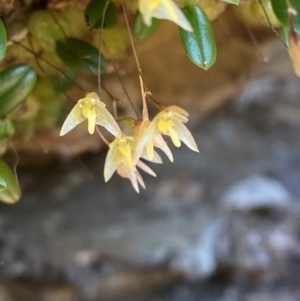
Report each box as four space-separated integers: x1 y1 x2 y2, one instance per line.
154 135 174 162
168 126 181 147
117 163 140 193
137 160 157 177
60 103 85 136
136 170 146 190
168 105 189 123
142 149 163 164
104 143 121 182
173 119 199 152
134 119 160 163
95 101 122 138
151 0 192 32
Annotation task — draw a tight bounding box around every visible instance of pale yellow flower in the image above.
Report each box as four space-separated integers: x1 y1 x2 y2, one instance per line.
60 92 122 137
104 134 157 193
133 119 173 163
104 135 135 183
139 0 193 31
138 105 199 153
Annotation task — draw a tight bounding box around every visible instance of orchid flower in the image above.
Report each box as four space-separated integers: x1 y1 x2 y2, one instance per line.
104 135 135 183
139 0 193 32
104 134 157 193
133 119 173 163
60 92 122 137
137 105 199 153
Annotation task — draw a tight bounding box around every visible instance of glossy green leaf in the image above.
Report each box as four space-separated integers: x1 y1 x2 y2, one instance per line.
219 0 240 5
179 5 216 70
271 0 288 25
290 0 300 35
56 38 106 74
0 176 7 191
0 158 21 204
133 11 161 40
0 19 7 61
0 64 37 117
271 0 300 35
85 0 118 29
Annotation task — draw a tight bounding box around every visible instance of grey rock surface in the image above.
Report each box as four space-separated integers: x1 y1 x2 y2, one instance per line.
220 176 294 212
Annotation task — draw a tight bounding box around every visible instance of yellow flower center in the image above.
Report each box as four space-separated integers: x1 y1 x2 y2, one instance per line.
118 137 134 167
157 113 181 147
80 98 96 135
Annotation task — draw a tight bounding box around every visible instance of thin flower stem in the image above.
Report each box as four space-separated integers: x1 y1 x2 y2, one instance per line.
23 134 49 153
11 40 85 91
98 0 110 99
122 2 142 74
12 40 119 106
139 74 149 120
146 92 164 110
49 10 68 37
240 15 269 62
104 42 140 118
122 2 150 119
50 6 115 100
101 83 121 103
258 0 288 49
26 35 78 105
96 125 109 145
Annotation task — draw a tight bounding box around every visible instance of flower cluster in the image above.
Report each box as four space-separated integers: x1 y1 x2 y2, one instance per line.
60 92 199 193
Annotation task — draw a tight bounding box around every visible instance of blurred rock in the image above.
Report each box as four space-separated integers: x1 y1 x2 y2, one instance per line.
245 287 300 301
218 211 300 283
220 176 294 212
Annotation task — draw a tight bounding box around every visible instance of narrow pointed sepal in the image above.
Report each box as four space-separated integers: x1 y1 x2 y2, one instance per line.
60 104 85 136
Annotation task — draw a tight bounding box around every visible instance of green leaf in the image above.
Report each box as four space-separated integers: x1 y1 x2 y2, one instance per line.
56 38 106 74
179 5 217 70
271 0 300 35
271 0 288 26
85 0 118 29
0 19 7 61
132 11 161 40
0 176 7 191
290 0 300 35
0 64 37 117
0 158 21 204
55 70 77 93
218 0 240 5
